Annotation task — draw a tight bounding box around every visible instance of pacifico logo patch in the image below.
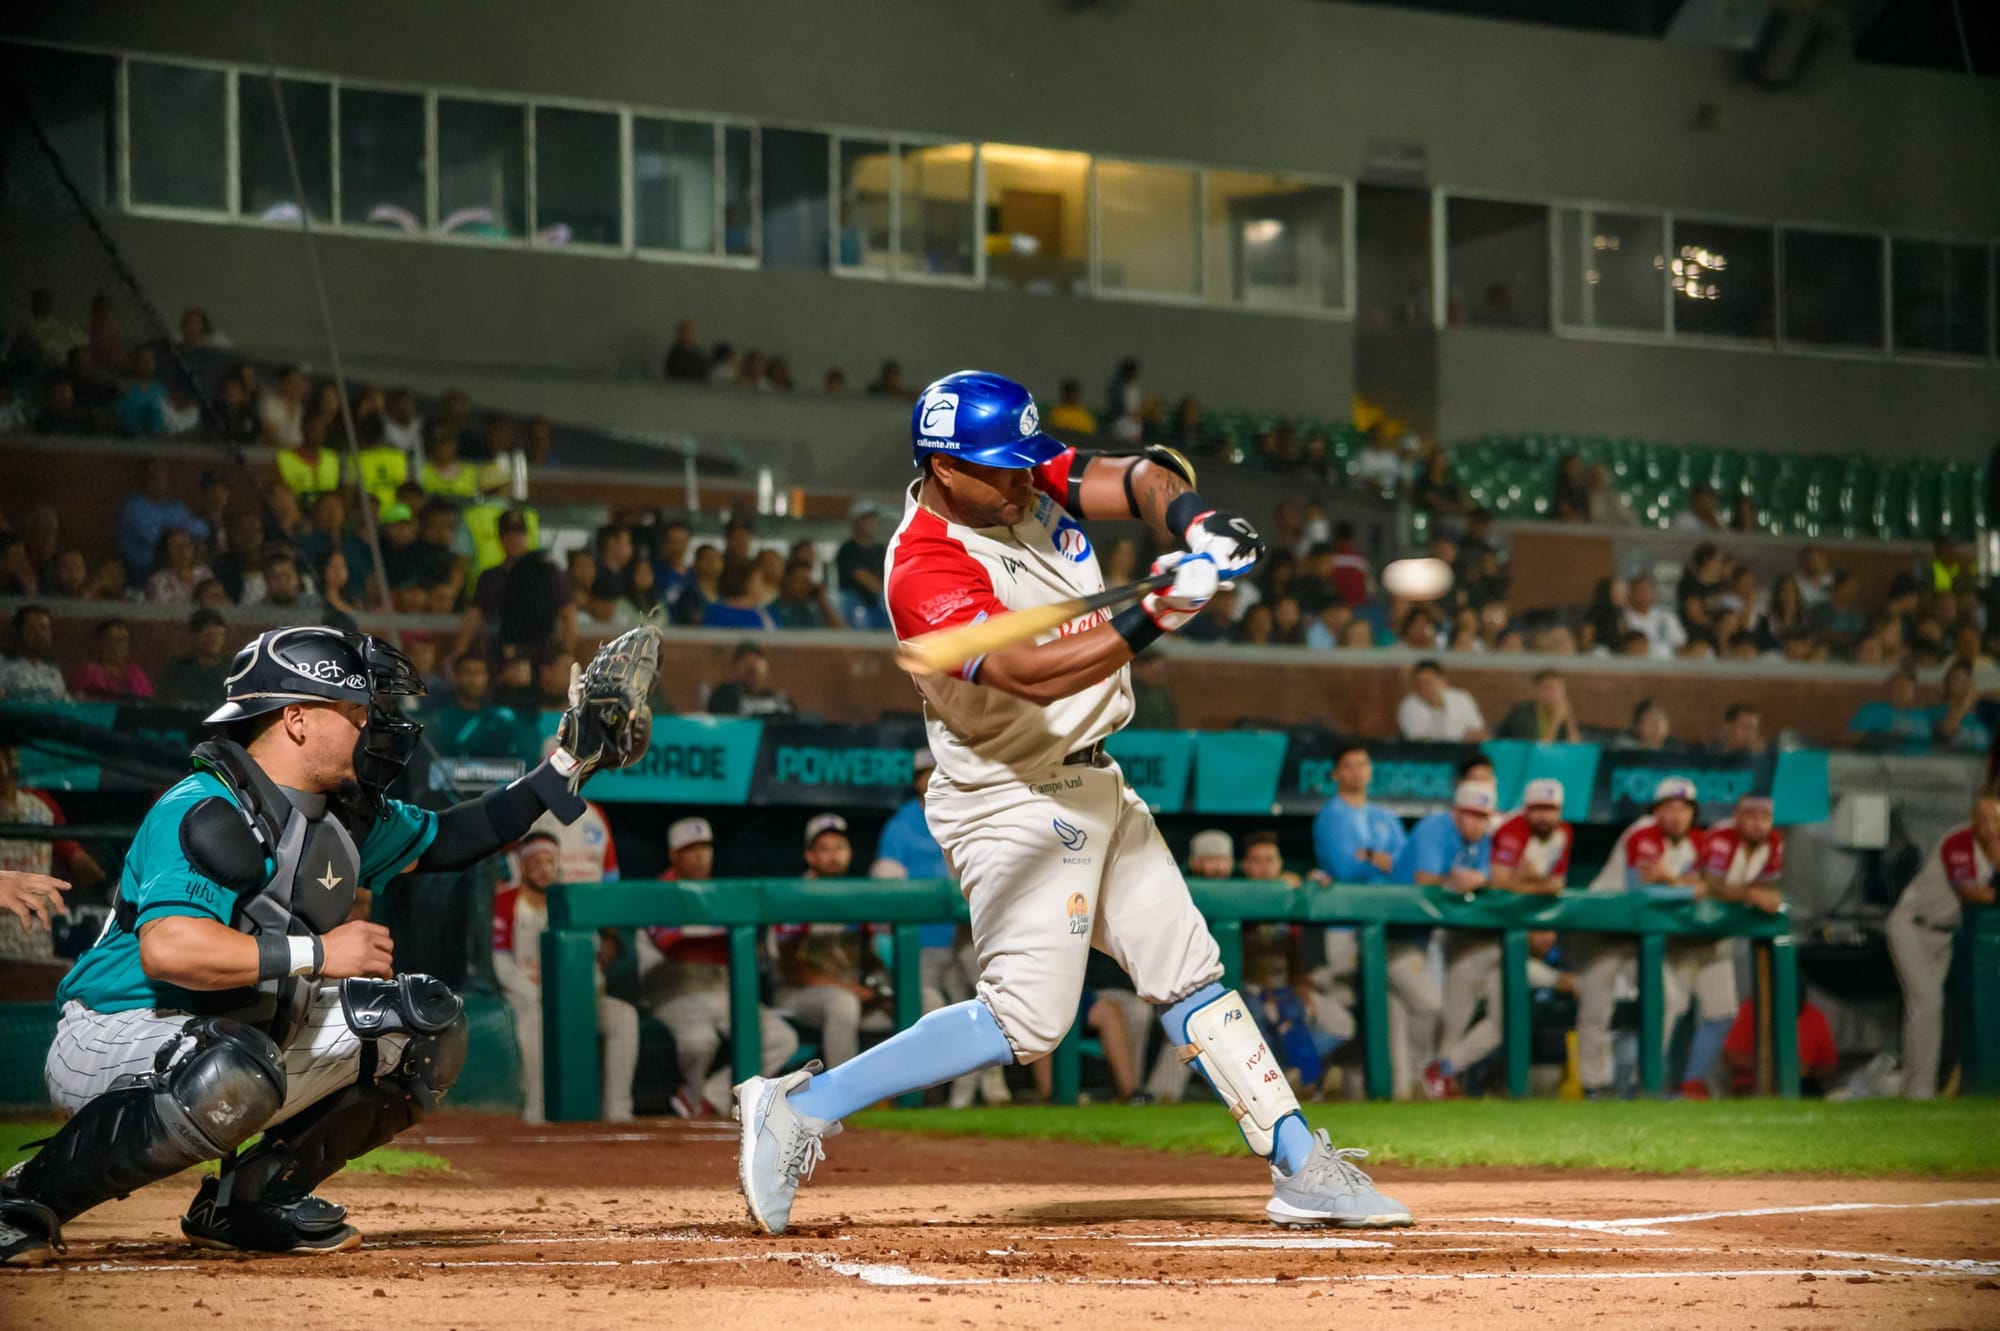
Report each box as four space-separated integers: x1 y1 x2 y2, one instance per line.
1066 891 1090 936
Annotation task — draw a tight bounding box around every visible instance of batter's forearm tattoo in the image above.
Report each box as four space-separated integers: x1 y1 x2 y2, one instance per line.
1128 461 1191 539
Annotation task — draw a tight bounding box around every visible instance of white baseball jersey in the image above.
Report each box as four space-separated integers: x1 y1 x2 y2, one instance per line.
885 459 1132 789
530 799 619 884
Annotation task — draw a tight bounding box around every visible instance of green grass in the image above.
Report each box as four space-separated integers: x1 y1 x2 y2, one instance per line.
853 1098 2000 1177
0 1121 452 1179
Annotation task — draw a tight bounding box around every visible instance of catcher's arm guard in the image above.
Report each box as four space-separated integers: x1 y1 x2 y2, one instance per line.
556 620 664 793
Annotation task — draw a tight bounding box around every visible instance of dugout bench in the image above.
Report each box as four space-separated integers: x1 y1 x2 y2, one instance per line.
538 879 1823 1121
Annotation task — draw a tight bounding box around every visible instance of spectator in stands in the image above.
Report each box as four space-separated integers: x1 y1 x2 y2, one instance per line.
316 548 364 634
1935 659 1991 754
767 562 834 630
774 814 887 1070
6 289 82 376
381 387 423 460
31 377 93 436
1576 776 1707 1098
85 293 125 371
1186 829 1234 879
1408 447 1461 516
765 357 795 392
703 560 777 630
638 817 801 1118
673 544 724 625
0 535 34 597
1271 595 1307 645
397 502 464 614
1103 357 1144 443
259 478 310 553
276 410 343 500
1235 603 1275 645
294 492 376 599
457 512 574 668
70 618 152 702
117 458 208 583
1930 536 1975 594
588 522 636 613
0 742 107 964
1397 604 1441 651
1672 484 1725 533
47 551 88 600
706 640 795 717
1620 697 1674 750
733 348 767 390
419 424 481 498
0 607 66 702
834 501 888 630
65 344 117 409
113 346 171 437
1495 669 1582 742
1045 378 1097 436
1312 744 1406 884
491 830 637 1125
1328 521 1370 605
143 527 212 606
190 471 232 570
705 342 737 386
1729 494 1759 532
1550 454 1590 522
1887 793 1997 1099
1791 545 1832 607
1623 574 1687 659
158 608 233 707
650 518 694 602
1427 778 1569 1099
1586 463 1638 526
422 654 534 761
249 551 313 613
823 367 848 394
1678 543 1727 625
865 358 908 398
259 364 306 447
1714 702 1766 755
375 503 423 610
1757 574 1807 652
175 306 228 351
1397 659 1488 742
82 556 130 603
664 319 709 382
1848 668 1937 754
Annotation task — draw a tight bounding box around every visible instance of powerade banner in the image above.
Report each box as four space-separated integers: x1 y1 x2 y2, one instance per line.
1104 729 1194 812
1276 731 1480 816
755 718 929 810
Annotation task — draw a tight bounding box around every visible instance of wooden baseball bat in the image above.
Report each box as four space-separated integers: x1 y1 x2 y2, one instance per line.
895 570 1175 678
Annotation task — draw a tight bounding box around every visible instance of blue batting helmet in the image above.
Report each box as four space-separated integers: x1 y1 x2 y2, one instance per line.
910 370 1067 469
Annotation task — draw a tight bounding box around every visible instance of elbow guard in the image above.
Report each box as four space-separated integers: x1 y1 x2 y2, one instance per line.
415 759 586 873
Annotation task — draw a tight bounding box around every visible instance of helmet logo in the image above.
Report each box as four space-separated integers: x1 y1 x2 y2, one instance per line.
918 390 960 440
284 658 367 690
1019 402 1039 437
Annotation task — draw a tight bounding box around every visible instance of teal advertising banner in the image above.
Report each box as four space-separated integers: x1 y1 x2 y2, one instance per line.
1192 731 1289 814
1104 729 1194 812
1482 740 1601 821
538 713 762 805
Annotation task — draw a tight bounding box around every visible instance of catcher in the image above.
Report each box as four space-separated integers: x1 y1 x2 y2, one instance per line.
0 622 659 1265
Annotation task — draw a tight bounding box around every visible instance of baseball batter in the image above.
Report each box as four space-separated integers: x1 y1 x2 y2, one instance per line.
733 370 1410 1235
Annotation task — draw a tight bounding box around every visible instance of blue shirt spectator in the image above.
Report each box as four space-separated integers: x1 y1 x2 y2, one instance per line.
1311 747 1406 884
1390 787 1497 886
1848 669 1938 755
117 459 209 581
871 759 955 948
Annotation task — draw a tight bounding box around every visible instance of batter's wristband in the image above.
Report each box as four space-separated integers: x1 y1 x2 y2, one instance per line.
1111 604 1165 655
255 933 291 983
1165 491 1209 540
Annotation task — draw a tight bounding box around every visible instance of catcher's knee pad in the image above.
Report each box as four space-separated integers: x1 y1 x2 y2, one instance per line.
1175 989 1302 1157
397 1008 470 1108
8 1017 284 1225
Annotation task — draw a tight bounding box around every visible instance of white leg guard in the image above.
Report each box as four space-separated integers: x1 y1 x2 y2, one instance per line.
1176 988 1302 1157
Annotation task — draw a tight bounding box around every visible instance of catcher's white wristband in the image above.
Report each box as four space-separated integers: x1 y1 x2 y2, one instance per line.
549 747 582 778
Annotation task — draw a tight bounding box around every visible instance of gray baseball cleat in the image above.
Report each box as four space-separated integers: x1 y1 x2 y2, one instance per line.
733 1062 840 1236
1265 1132 1414 1229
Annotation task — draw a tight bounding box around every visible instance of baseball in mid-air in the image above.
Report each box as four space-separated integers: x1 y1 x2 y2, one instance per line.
1381 557 1454 601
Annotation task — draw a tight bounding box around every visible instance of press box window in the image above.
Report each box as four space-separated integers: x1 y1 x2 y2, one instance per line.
533 106 620 247
128 61 228 212
0 44 116 208
338 88 425 231
1670 221 1773 342
982 144 1090 295
239 77 331 225
1891 240 1990 359
1096 160 1199 298
1446 198 1549 331
437 97 526 239
1204 172 1344 311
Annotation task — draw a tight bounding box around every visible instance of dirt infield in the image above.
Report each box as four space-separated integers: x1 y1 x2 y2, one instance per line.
5 1112 1997 1330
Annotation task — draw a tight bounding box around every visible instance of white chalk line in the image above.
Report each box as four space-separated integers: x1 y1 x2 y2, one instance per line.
1448 1196 2000 1237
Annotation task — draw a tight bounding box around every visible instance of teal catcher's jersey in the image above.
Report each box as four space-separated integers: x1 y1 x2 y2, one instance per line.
58 772 438 1015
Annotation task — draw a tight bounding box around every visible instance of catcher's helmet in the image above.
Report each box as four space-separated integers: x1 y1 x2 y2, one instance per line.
910 370 1067 470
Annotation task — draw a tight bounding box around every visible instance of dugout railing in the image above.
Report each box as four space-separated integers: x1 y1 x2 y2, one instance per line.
537 879 1858 1121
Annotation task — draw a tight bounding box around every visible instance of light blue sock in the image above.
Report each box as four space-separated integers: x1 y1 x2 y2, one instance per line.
788 999 1014 1124
1159 982 1318 1176
1682 1016 1733 1089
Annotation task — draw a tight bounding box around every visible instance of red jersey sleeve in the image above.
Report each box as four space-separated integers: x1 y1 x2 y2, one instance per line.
1626 825 1661 870
1699 828 1735 878
1031 446 1078 506
1490 815 1529 869
491 887 519 955
886 514 1011 682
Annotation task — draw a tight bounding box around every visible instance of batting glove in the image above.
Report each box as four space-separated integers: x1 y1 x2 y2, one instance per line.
1182 509 1264 582
1142 552 1219 632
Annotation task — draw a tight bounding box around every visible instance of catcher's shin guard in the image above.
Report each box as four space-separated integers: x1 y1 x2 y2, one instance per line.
1 1018 284 1245
219 1008 467 1212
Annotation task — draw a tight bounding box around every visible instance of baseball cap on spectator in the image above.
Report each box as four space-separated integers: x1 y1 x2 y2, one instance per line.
498 509 530 534
1652 776 1698 808
1736 793 1774 810
1452 782 1498 815
805 812 849 847
381 502 415 525
668 816 714 851
850 499 879 520
733 640 765 661
189 607 226 633
1190 829 1234 861
1522 778 1565 810
518 830 559 855
913 748 936 774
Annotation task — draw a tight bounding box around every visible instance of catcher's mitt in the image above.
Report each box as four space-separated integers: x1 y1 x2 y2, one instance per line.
557 621 662 792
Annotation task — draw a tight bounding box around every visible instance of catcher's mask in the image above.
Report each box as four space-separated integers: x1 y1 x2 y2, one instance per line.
352 634 426 817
